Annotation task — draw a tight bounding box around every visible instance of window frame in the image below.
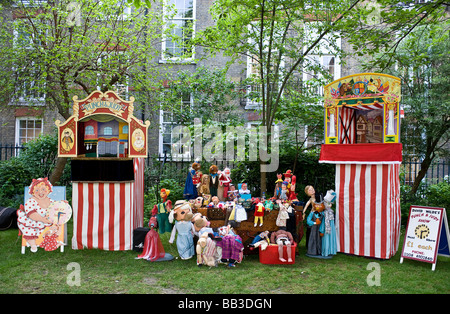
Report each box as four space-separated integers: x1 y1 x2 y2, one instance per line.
161 0 196 62
15 116 43 147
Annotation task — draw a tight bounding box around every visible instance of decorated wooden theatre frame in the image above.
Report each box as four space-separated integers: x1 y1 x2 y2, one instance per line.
319 73 402 259
55 90 149 250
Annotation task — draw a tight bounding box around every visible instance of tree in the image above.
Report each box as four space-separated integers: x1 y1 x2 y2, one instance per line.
365 23 449 194
0 0 171 184
192 0 448 194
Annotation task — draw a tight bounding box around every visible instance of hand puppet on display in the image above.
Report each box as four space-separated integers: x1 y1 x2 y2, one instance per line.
279 181 289 201
218 167 232 201
169 200 195 260
321 190 337 258
209 165 219 197
253 198 265 227
215 223 244 268
198 174 210 197
274 174 283 199
289 175 298 200
17 178 56 253
306 201 327 258
193 197 204 209
249 230 270 251
303 185 316 220
270 229 295 263
184 162 201 200
152 188 173 234
137 217 174 262
208 196 220 208
191 213 213 237
275 200 290 228
238 182 250 195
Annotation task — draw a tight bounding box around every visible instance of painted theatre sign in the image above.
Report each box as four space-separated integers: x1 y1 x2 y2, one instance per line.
55 90 150 158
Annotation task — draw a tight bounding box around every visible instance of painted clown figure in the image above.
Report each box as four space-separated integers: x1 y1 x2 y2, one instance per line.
17 178 54 252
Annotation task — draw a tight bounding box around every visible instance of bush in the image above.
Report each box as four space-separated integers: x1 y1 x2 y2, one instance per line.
0 132 70 208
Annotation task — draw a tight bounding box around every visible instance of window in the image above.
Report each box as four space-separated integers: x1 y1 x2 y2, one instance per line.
159 91 192 160
15 117 43 145
85 126 95 135
103 127 113 136
302 22 341 95
162 0 195 61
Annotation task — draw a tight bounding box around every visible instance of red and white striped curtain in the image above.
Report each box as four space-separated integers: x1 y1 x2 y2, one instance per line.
339 107 356 144
335 163 401 259
71 158 145 251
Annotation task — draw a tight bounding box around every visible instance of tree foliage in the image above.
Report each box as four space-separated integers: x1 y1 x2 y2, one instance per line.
0 0 171 119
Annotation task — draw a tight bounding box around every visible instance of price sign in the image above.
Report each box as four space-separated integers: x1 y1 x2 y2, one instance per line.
400 206 449 271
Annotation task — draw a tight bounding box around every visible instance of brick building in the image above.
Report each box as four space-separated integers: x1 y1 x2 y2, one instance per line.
0 0 361 159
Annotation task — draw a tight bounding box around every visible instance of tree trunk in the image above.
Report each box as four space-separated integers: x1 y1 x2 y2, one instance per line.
410 156 432 195
260 161 267 197
49 157 68 185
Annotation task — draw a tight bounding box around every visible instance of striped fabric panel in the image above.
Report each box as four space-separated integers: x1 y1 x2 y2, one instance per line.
335 163 401 259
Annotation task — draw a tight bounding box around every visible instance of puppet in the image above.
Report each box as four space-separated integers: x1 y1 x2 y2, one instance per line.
306 201 326 258
274 174 283 199
209 165 219 197
249 230 270 251
218 167 232 201
270 229 295 263
303 185 316 220
169 200 195 260
198 174 210 197
276 200 290 228
17 178 54 252
253 198 265 227
238 182 250 195
196 232 219 267
321 190 337 258
152 188 173 234
137 217 174 262
183 162 201 200
279 181 289 201
215 223 244 268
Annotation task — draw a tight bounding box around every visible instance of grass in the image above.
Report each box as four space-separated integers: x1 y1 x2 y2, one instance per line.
0 221 449 294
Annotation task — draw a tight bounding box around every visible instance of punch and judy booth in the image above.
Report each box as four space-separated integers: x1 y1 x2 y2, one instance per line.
319 73 402 259
55 90 149 250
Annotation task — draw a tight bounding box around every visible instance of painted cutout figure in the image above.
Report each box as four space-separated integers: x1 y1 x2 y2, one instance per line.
17 178 54 252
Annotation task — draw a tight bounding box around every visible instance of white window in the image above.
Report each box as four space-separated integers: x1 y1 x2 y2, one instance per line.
302 23 341 97
159 91 192 160
15 117 43 146
162 0 195 61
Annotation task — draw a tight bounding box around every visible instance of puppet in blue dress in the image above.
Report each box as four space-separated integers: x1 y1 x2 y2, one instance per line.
321 190 337 258
183 162 201 200
169 201 195 260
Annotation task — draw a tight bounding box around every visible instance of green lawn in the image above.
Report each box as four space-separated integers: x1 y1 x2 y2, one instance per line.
1 222 449 294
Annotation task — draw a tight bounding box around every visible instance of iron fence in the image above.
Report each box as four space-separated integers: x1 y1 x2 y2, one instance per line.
0 144 24 160
1 143 448 190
